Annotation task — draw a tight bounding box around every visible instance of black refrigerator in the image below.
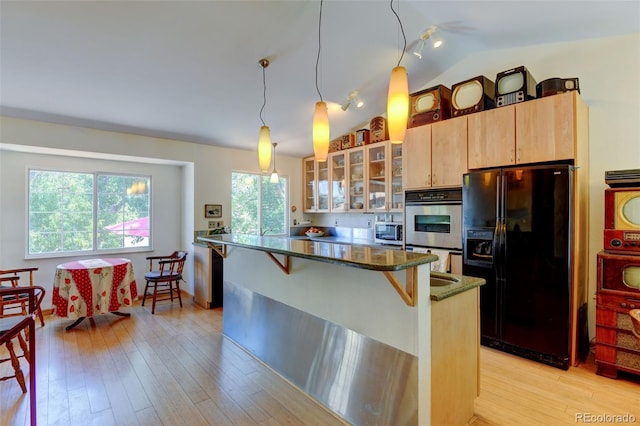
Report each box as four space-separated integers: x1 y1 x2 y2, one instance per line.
462 163 575 370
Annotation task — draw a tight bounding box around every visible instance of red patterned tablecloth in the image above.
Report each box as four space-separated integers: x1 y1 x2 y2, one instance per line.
52 258 138 318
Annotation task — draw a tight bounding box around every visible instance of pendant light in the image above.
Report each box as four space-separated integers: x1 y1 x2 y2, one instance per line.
258 58 272 172
387 0 409 144
270 142 279 183
312 0 329 162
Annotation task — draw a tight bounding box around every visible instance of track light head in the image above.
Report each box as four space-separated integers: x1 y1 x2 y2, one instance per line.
342 90 363 111
413 26 442 59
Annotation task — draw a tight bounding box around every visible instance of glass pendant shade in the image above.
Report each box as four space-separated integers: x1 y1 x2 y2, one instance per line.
258 125 272 172
387 66 409 144
312 101 330 162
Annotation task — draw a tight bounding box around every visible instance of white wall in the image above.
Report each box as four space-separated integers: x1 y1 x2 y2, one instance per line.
0 117 304 308
0 149 182 306
416 33 640 340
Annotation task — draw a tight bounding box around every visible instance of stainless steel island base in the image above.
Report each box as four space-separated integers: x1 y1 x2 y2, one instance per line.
224 279 418 425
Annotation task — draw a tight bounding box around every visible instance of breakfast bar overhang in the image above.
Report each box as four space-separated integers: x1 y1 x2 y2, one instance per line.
198 234 483 425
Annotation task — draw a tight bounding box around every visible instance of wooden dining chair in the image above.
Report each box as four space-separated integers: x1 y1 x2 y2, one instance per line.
1 285 45 426
142 251 188 314
0 267 46 327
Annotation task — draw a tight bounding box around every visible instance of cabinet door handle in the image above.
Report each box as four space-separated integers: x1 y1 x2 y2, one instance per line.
427 173 431 186
517 148 521 162
432 174 437 185
510 149 514 163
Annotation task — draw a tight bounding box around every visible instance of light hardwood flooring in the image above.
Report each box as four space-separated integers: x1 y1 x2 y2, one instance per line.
2 299 639 426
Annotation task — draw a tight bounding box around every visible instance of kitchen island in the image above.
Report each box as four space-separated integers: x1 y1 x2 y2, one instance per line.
197 234 484 425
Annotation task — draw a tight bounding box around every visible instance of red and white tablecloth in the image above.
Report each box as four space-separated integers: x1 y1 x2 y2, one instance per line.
52 258 138 318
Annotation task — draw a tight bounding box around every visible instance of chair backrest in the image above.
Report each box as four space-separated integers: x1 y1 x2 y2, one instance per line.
0 285 45 323
0 268 39 286
149 251 187 278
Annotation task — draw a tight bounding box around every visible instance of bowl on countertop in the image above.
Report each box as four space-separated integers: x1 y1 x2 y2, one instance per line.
305 231 325 238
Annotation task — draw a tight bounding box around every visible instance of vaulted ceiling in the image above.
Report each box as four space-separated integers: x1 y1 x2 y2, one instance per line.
1 1 638 157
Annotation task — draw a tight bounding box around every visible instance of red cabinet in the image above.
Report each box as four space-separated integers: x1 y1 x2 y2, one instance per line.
595 251 640 378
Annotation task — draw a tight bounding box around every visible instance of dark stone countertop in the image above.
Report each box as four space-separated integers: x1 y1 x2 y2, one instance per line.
429 271 485 301
197 234 436 272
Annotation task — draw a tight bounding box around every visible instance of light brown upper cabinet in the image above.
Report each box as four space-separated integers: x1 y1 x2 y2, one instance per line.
366 141 403 212
303 155 330 213
468 91 588 169
431 116 468 187
515 91 586 164
404 115 468 189
303 156 317 212
403 124 432 189
467 105 516 169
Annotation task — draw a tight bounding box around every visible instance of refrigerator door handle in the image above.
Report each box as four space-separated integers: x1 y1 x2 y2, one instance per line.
494 219 506 280
495 177 501 220
492 224 501 278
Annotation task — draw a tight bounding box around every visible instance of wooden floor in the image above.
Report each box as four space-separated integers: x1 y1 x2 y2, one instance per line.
1 299 639 426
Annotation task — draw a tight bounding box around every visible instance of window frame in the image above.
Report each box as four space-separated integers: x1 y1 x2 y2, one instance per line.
230 170 289 237
26 168 152 259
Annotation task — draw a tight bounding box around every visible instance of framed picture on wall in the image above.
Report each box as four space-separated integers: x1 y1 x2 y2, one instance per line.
204 204 222 218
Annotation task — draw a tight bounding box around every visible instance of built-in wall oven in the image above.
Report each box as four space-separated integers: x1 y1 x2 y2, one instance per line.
404 187 463 274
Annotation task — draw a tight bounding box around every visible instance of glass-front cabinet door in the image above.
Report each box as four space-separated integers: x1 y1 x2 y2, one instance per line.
317 159 330 211
329 151 347 212
367 143 387 212
390 143 403 212
347 147 366 212
303 156 316 212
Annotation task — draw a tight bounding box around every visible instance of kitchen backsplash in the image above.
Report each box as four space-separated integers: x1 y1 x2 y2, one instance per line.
302 212 403 229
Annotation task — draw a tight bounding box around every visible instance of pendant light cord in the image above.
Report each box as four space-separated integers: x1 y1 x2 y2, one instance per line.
390 0 407 67
260 64 267 126
315 0 324 102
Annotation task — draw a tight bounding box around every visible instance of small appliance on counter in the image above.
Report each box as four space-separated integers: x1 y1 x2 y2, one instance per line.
374 221 403 246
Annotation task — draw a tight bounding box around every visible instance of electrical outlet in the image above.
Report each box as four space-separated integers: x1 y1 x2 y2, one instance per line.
367 219 372 228
208 221 216 229
334 218 339 226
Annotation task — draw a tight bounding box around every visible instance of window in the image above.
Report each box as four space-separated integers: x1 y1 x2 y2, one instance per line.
231 172 288 235
28 169 150 256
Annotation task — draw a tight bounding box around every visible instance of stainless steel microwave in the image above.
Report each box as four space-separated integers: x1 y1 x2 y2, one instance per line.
374 222 403 245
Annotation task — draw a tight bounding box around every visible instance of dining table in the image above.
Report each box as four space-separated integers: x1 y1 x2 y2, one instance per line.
52 257 138 330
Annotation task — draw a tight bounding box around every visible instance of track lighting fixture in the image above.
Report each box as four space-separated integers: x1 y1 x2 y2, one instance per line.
413 26 441 59
257 58 272 172
341 90 364 111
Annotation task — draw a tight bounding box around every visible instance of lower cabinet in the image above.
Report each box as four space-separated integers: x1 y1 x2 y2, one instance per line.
193 243 224 309
431 287 480 425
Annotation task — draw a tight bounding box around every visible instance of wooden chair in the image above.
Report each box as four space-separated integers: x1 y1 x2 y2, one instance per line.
1 285 45 425
142 251 187 314
0 268 46 327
